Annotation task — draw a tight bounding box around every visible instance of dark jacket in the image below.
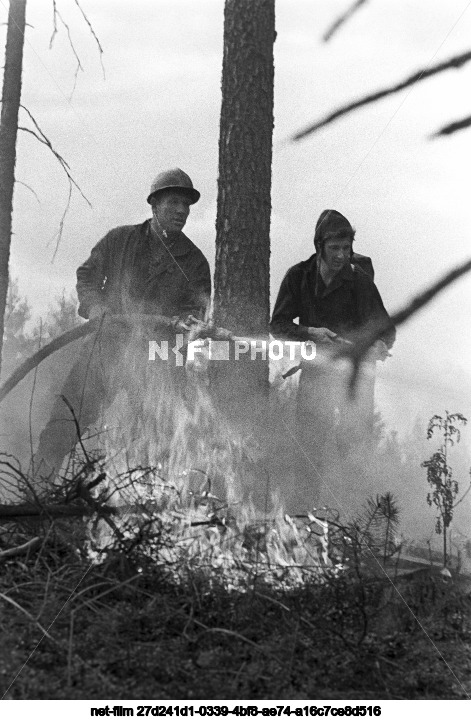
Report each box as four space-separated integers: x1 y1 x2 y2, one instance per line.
270 253 395 348
76 220 211 320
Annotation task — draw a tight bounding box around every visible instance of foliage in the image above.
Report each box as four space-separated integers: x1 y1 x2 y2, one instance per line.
422 412 471 568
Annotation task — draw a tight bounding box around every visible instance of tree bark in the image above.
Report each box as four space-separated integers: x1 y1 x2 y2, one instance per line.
212 0 275 416
0 0 27 379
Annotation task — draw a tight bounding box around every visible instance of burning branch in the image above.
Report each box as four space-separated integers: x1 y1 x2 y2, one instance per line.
322 0 369 43
291 49 471 141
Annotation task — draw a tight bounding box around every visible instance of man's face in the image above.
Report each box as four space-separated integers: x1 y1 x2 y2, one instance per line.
322 236 352 274
152 191 191 235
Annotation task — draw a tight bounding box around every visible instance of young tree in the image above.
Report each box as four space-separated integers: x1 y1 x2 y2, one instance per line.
422 411 471 568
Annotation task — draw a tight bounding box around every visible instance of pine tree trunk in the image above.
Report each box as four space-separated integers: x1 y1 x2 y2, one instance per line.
0 0 27 379
212 0 275 421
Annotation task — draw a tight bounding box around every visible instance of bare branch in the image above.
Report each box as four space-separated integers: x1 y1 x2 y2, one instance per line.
0 591 55 640
431 114 471 138
291 49 471 141
55 6 84 98
49 0 58 49
74 0 105 79
50 183 72 261
19 106 91 207
15 179 41 203
322 0 369 43
341 256 471 395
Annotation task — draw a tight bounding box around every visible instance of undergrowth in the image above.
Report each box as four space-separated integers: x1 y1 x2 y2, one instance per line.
0 453 470 700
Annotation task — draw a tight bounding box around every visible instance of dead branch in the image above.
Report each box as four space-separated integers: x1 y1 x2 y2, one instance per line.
341 255 471 395
291 49 471 141
74 0 105 79
0 502 116 520
15 180 41 203
0 536 41 560
50 184 72 261
19 105 91 207
322 0 369 43
0 591 55 640
431 114 471 138
50 2 84 97
51 0 105 82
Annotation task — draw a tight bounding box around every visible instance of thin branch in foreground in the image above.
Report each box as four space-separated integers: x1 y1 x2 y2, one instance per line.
340 256 471 396
291 49 471 141
431 114 471 138
322 0 369 43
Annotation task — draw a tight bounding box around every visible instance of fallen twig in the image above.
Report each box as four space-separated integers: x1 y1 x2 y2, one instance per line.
0 536 41 560
0 501 116 520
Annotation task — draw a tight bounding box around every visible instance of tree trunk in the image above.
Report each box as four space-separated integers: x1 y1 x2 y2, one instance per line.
0 0 27 379
212 0 275 421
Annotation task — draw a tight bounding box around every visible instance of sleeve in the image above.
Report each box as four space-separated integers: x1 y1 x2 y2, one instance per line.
357 277 396 349
181 253 212 321
76 233 110 319
270 268 311 341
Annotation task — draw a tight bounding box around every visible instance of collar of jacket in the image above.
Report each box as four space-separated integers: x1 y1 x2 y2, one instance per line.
144 219 193 257
307 253 354 298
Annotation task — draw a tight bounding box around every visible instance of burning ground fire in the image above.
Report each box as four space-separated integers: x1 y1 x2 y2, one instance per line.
84 344 331 589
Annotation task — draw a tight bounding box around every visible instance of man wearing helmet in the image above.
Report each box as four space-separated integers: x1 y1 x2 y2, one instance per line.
35 168 211 481
270 209 395 503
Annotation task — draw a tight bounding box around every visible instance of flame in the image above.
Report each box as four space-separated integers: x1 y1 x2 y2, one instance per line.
85 333 330 588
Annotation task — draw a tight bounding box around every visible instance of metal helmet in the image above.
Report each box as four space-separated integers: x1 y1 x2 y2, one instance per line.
147 168 200 205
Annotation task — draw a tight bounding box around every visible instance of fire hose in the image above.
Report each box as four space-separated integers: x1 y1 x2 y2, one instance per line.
0 313 234 406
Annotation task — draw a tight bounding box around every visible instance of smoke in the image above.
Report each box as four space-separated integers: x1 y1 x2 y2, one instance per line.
1 321 470 572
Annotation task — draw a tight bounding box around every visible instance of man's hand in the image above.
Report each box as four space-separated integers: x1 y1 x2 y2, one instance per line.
371 339 391 362
171 314 211 342
307 327 351 345
89 305 107 321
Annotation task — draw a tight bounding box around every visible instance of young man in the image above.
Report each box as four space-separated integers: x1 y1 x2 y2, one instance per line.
270 209 395 503
35 168 211 481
